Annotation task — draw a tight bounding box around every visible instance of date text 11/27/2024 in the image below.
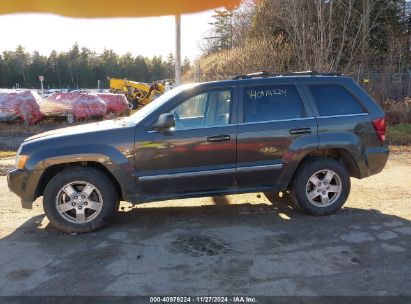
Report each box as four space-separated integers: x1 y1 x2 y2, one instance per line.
149 296 258 303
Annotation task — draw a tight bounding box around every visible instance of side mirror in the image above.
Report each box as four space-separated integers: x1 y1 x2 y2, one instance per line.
151 113 175 132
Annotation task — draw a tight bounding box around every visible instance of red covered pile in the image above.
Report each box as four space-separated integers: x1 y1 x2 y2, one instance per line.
41 92 107 119
0 90 43 124
97 93 129 115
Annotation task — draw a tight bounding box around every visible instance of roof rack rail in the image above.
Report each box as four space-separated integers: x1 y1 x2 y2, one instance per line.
232 71 270 80
232 70 342 80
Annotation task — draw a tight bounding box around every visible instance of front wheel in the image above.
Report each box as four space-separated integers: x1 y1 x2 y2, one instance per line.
43 167 118 233
128 100 137 110
66 113 75 124
289 157 350 215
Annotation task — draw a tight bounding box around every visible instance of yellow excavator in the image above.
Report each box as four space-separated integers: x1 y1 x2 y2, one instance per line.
108 77 167 110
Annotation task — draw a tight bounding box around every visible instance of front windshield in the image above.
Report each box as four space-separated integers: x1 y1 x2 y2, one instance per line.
124 83 198 124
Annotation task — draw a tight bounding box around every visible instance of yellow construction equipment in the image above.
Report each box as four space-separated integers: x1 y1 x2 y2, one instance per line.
108 77 166 110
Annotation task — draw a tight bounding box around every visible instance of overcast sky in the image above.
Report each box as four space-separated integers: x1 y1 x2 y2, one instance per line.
0 10 216 60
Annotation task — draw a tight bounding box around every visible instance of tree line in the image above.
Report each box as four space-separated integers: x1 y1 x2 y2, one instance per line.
0 43 191 89
2 0 410 95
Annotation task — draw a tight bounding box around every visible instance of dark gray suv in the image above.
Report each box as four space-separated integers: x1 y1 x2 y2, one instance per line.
7 72 389 233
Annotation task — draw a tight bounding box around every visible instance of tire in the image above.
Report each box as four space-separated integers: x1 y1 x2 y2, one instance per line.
66 114 75 124
43 166 118 233
289 157 350 215
129 100 137 110
105 111 116 119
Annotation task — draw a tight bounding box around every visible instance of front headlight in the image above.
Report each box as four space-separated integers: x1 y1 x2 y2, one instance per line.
15 147 28 169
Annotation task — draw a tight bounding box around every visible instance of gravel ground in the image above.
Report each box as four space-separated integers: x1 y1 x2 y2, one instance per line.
0 156 14 175
0 150 410 297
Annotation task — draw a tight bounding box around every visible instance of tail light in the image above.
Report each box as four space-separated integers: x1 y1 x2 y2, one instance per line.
372 117 387 144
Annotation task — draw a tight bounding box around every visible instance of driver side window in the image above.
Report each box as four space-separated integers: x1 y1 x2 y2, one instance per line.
170 90 231 130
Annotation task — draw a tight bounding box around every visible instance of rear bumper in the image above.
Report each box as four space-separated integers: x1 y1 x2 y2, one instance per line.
7 169 42 209
363 146 389 177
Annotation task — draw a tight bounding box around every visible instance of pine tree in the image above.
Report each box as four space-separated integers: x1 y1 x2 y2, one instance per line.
204 8 234 54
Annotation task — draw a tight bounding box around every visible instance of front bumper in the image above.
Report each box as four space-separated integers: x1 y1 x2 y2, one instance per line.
7 168 42 209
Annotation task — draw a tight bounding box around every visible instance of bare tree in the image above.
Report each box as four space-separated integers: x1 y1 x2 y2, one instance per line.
258 0 386 72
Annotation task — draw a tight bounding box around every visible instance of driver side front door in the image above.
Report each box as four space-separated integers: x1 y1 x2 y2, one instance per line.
134 88 237 197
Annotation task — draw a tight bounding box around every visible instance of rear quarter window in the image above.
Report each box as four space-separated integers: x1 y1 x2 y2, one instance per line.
243 85 304 122
309 84 366 116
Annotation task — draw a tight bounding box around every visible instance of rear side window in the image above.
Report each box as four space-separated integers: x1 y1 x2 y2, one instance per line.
243 85 303 122
309 84 366 116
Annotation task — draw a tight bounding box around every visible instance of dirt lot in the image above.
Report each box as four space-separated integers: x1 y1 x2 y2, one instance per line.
0 150 410 297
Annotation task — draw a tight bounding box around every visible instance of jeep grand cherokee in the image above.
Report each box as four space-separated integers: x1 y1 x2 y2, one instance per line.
8 72 389 233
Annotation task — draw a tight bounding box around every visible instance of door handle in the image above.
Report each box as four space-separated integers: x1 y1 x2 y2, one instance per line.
290 128 312 135
207 135 230 142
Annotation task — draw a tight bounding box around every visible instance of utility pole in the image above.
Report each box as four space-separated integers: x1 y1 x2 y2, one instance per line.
175 14 182 86
39 76 44 98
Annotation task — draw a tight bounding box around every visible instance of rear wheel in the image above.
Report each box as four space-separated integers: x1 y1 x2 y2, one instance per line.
43 167 118 233
105 111 116 119
289 157 350 215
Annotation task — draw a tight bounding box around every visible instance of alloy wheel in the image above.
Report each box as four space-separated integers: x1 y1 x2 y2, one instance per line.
305 169 342 207
55 181 103 224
